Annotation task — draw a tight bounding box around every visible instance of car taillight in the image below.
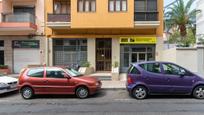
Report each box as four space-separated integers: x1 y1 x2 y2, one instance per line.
127 75 133 84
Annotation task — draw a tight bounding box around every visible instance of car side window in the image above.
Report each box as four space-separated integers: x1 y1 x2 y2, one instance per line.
162 63 186 75
27 68 44 78
140 63 161 74
129 66 141 74
46 69 66 79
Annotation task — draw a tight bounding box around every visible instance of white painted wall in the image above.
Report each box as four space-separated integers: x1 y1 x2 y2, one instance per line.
162 47 204 77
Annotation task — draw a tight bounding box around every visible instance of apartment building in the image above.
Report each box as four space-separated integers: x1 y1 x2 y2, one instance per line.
0 0 45 73
45 0 163 77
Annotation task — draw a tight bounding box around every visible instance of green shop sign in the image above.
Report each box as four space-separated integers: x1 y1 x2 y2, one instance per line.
13 40 40 48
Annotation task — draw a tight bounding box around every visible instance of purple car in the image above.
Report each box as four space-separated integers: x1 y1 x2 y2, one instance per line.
127 61 204 99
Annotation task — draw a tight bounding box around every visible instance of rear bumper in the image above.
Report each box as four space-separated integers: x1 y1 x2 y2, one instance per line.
126 83 135 93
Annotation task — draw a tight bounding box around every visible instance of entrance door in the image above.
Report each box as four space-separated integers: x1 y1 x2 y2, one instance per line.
96 39 112 71
0 51 4 65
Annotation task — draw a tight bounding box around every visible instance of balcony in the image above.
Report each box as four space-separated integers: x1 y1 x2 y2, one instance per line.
0 13 37 35
47 14 71 29
134 12 160 28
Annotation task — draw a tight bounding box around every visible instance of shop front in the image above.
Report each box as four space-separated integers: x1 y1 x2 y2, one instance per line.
120 37 157 72
53 39 88 67
13 40 41 73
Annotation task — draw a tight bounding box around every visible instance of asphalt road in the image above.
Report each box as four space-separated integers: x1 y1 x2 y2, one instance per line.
0 89 204 115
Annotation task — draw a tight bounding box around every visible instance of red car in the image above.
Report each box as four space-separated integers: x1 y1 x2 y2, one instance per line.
18 67 102 99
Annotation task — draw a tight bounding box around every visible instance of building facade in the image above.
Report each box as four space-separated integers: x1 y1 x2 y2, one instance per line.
0 0 46 73
45 0 163 75
196 0 204 42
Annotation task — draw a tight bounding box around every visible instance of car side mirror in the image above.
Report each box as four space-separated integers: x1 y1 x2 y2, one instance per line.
178 71 185 77
64 74 71 79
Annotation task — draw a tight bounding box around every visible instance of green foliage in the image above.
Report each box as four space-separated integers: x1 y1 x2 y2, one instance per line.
112 61 119 68
81 61 90 67
0 65 8 69
168 29 196 47
165 0 200 47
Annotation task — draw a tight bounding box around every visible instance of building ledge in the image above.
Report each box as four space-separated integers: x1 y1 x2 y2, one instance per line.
0 22 37 30
46 22 71 29
134 21 160 28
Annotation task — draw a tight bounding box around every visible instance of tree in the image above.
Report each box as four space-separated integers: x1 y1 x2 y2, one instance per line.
165 0 200 39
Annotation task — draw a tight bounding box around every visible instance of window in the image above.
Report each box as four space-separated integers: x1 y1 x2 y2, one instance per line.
53 39 87 66
54 0 70 14
140 63 161 73
128 65 141 74
27 69 44 78
109 0 127 12
162 63 188 76
134 0 157 12
134 0 158 21
46 69 66 78
78 0 96 12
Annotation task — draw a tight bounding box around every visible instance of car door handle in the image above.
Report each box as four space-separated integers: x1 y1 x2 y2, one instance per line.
167 78 170 82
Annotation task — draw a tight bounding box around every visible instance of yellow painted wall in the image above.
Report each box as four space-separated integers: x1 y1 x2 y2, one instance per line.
71 0 134 28
45 0 163 37
157 0 164 37
45 0 53 36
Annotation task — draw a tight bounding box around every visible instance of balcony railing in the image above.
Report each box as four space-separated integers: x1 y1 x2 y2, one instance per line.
134 12 158 21
2 13 35 23
47 14 71 22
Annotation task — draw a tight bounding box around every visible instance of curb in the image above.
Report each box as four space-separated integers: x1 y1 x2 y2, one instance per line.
101 88 126 90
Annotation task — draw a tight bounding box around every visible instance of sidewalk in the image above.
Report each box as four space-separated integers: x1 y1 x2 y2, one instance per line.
101 81 126 89
7 74 126 90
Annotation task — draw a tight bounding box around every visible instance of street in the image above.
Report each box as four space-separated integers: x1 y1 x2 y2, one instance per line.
0 89 204 115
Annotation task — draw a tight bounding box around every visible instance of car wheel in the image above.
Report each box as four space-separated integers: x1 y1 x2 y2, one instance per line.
76 87 89 99
21 87 34 99
132 86 147 99
193 86 204 99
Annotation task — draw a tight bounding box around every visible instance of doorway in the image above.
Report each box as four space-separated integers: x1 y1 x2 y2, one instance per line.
0 40 4 65
96 39 112 71
0 51 4 65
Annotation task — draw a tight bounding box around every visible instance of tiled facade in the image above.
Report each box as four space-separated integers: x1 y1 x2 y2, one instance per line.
0 0 46 73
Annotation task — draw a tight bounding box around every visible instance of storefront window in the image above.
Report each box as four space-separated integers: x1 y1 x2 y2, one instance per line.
120 45 155 72
53 39 87 66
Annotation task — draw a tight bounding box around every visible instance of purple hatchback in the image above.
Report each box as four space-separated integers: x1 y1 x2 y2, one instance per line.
127 61 204 99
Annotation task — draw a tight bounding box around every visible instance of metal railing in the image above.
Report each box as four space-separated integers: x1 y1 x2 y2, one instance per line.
2 13 35 23
134 12 158 21
47 14 71 22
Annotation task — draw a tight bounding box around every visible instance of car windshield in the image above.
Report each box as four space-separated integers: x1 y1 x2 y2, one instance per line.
65 68 82 77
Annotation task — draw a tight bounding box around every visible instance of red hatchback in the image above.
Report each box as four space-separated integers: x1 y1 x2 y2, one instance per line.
18 67 102 99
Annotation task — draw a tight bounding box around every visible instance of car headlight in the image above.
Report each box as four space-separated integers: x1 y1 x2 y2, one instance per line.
0 83 9 88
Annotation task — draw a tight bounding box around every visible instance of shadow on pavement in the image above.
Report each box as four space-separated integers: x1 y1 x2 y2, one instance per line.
0 90 19 98
147 95 193 99
32 89 107 99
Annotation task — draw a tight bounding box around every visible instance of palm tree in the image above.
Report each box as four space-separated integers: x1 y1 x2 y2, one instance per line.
165 0 200 38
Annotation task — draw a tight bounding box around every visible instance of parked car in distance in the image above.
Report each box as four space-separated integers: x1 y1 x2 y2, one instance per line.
0 74 18 94
127 61 204 99
18 67 102 99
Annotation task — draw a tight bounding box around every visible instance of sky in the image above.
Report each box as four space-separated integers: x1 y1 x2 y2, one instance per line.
164 0 196 9
164 0 173 6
